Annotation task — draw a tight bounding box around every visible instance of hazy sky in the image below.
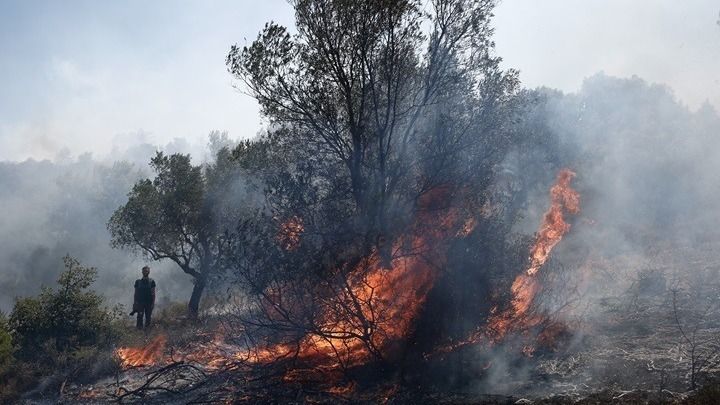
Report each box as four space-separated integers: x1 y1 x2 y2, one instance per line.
1 0 719 161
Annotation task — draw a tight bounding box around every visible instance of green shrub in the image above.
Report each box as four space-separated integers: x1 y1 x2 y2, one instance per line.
9 256 121 362
3 256 123 397
0 312 12 372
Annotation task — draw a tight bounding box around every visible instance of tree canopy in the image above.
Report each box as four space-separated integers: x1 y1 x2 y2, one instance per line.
108 151 237 316
227 0 521 255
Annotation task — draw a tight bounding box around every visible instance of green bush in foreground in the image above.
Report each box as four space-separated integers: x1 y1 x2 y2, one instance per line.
1 256 124 400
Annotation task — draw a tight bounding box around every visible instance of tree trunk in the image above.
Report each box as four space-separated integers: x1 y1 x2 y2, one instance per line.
188 278 206 317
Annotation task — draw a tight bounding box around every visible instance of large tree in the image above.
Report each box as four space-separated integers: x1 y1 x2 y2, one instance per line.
108 151 238 316
223 0 525 364
227 0 520 255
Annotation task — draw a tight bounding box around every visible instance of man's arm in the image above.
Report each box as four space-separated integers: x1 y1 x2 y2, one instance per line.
150 280 156 306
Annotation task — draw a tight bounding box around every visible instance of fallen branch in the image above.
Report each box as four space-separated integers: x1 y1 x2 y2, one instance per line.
112 361 208 402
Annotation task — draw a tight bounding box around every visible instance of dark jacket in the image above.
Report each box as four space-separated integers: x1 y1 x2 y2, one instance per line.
133 277 156 307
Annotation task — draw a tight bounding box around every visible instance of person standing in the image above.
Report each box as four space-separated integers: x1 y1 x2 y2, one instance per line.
132 266 156 330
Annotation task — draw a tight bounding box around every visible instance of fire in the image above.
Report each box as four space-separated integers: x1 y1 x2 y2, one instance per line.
526 169 580 277
288 185 475 365
115 335 167 368
113 186 475 374
429 168 580 356
276 216 304 250
114 171 579 374
490 168 580 335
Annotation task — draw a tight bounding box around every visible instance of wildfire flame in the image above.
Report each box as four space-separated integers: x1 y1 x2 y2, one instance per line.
430 168 580 357
114 186 477 372
526 169 580 277
490 168 580 335
115 335 167 368
115 171 579 375
287 185 475 365
276 216 304 250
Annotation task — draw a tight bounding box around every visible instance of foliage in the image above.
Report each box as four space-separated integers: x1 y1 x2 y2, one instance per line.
8 256 121 363
0 256 123 400
227 0 522 257
0 312 13 385
108 151 244 316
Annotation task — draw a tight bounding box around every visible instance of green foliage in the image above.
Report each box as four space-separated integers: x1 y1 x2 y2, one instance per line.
8 255 121 364
108 152 205 256
0 312 13 372
227 0 522 263
108 150 246 315
0 256 123 399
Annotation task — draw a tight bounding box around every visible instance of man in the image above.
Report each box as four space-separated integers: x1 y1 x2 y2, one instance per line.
131 266 156 330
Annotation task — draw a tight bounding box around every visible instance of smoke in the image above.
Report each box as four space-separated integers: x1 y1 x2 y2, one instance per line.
480 72 720 394
2 70 720 396
495 73 720 282
0 132 240 313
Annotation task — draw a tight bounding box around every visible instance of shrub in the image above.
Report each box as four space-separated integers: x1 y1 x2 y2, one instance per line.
3 256 123 396
0 312 12 372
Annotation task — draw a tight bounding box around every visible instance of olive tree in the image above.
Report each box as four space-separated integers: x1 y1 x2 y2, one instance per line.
108 150 239 316
227 0 521 255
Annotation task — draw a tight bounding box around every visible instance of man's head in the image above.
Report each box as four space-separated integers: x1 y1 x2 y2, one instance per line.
141 266 150 277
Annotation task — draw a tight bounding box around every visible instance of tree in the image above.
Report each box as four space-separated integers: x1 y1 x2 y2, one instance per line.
223 0 525 367
108 151 238 316
227 0 520 254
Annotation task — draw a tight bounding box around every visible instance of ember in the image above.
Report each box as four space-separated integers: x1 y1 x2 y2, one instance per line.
276 216 304 250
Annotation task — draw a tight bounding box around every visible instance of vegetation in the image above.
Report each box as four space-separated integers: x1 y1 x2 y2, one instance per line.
4 0 720 402
0 312 15 395
227 0 521 255
0 256 123 401
108 150 242 316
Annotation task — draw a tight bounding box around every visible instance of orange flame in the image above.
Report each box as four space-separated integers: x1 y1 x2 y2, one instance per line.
288 186 474 365
115 335 167 368
490 168 579 336
116 171 579 372
526 169 580 277
276 216 304 250
114 187 476 373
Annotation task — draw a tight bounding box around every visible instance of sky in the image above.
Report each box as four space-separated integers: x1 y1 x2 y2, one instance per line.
0 0 719 162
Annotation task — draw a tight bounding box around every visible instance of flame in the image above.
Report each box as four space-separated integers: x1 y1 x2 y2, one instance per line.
287 185 474 365
429 169 580 357
276 216 304 250
115 335 167 368
115 171 579 375
526 169 580 277
113 186 475 374
490 168 579 336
